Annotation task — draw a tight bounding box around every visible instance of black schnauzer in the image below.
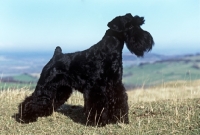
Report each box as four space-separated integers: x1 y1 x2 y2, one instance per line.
17 13 154 126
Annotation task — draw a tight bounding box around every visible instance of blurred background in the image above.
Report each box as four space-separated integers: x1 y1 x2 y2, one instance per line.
0 0 200 90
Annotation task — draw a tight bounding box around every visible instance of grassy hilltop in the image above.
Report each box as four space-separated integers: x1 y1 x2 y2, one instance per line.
0 80 200 134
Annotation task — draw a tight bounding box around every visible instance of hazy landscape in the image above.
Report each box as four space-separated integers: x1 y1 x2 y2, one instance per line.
1 52 200 90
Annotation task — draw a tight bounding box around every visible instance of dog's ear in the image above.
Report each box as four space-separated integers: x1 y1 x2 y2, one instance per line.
107 16 124 32
107 13 133 32
108 13 145 32
53 46 63 60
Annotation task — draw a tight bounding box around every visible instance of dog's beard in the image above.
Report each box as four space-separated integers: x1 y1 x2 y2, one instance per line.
125 28 154 57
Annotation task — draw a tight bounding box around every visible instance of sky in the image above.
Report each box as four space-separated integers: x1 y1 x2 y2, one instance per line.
0 0 200 55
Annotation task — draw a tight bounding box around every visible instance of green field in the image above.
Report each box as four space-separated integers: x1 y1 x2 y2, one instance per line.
123 59 200 88
12 74 38 83
0 74 37 90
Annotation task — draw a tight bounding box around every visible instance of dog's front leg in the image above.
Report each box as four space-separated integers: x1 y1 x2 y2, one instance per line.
84 88 108 126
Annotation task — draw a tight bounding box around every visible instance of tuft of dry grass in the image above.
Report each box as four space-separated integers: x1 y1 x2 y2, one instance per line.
128 80 200 103
0 80 200 134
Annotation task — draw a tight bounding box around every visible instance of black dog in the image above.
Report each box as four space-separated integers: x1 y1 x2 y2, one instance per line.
17 13 154 126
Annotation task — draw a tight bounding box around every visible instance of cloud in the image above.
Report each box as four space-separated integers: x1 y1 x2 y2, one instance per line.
0 56 9 61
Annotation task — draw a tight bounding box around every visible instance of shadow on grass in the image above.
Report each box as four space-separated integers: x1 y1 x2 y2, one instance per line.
12 104 87 125
12 113 21 123
12 113 38 124
56 104 87 125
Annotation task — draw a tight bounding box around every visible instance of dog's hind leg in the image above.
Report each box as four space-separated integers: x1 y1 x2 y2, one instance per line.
18 86 72 123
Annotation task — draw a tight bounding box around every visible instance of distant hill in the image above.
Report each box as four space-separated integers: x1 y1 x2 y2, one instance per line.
0 52 51 75
122 52 170 66
123 53 200 89
122 52 200 66
1 73 38 83
0 73 38 90
1 51 199 75
1 52 200 90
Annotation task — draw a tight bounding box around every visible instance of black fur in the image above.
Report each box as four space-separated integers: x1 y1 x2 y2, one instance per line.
17 13 154 126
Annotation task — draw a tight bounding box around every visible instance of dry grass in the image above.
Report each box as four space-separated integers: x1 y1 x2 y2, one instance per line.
128 80 200 103
0 80 200 134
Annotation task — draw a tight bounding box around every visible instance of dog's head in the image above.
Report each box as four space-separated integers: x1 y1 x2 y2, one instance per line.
35 46 68 92
108 13 154 57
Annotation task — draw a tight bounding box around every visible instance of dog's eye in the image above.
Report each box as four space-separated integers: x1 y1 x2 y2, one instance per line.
129 25 133 29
